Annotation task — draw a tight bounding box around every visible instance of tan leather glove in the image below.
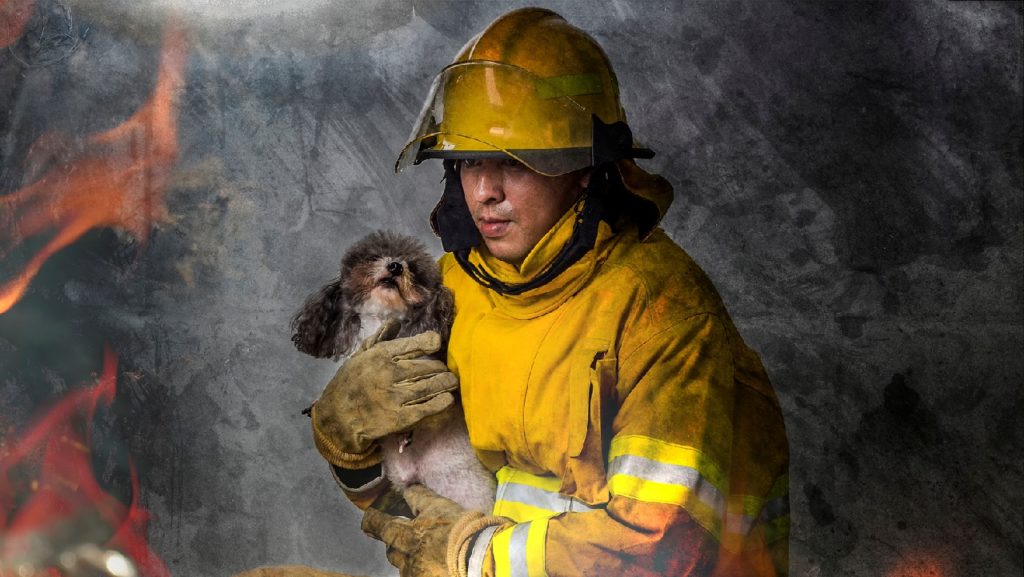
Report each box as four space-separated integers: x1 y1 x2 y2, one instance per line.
311 329 458 468
362 485 511 577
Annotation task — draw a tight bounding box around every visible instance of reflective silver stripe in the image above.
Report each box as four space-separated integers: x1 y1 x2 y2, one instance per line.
468 525 499 577
725 512 755 535
759 494 790 522
494 475 511 505
498 481 601 513
508 522 532 577
608 454 725 515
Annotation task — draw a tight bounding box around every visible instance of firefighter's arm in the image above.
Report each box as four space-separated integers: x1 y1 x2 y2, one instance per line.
329 463 388 511
471 313 784 577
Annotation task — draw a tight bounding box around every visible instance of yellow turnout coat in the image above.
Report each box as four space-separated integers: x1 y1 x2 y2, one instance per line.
441 163 789 577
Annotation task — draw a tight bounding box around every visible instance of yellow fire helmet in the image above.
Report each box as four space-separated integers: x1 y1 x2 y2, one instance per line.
396 7 653 177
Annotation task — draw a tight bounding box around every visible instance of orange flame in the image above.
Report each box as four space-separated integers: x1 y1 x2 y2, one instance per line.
0 0 35 48
885 552 950 577
0 20 188 315
0 346 169 576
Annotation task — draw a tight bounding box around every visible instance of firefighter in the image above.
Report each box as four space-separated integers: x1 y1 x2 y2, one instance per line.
311 8 790 577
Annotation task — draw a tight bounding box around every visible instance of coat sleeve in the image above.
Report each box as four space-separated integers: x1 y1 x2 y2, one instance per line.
473 312 790 577
328 462 390 511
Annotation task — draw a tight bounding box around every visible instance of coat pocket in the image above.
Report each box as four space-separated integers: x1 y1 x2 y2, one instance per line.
564 338 617 503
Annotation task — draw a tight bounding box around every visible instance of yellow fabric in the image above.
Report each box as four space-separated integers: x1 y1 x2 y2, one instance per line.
448 513 515 577
492 466 600 523
525 519 550 577
496 466 563 493
608 435 729 493
489 519 550 577
441 185 790 576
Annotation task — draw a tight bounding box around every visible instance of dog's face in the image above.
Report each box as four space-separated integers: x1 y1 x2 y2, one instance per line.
343 252 427 321
292 231 450 359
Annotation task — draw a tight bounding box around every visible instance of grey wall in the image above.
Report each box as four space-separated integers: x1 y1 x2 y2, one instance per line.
0 1 1020 576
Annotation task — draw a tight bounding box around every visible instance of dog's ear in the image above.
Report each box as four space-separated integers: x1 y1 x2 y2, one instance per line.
332 309 362 359
291 278 360 359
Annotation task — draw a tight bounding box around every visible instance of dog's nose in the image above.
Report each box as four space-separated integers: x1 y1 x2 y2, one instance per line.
387 261 403 276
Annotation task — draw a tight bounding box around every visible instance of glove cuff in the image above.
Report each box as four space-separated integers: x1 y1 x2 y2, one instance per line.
310 404 383 469
446 512 513 577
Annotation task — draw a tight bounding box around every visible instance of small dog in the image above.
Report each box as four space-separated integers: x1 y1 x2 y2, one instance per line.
292 231 495 511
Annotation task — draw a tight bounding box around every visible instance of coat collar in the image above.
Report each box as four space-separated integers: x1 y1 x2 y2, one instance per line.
466 205 623 319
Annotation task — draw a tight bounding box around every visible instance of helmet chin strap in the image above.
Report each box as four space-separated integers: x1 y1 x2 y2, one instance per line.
432 160 611 296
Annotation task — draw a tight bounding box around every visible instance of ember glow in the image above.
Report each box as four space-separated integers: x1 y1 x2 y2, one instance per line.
885 552 949 577
0 346 169 577
0 0 35 48
0 19 188 315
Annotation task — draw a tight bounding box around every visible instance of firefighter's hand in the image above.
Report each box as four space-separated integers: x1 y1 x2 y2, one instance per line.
364 485 512 577
362 485 464 577
310 325 458 467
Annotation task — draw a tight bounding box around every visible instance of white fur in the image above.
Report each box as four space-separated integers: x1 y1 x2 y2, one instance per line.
354 294 404 345
378 405 496 512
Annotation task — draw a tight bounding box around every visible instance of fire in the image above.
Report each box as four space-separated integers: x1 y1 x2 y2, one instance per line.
0 19 188 315
0 346 169 577
0 0 35 48
885 552 950 577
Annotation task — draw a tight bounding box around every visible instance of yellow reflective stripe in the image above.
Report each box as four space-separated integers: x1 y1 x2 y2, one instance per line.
608 436 790 546
607 455 726 517
491 520 549 577
608 436 728 539
608 436 736 541
608 474 723 539
494 466 602 522
609 435 728 492
535 73 602 99
494 499 559 523
607 454 726 512
526 518 549 577
496 466 562 492
493 525 514 577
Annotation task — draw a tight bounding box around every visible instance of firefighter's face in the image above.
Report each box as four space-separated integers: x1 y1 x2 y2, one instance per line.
461 158 588 265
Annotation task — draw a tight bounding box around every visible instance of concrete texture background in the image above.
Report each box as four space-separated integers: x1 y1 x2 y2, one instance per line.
0 1 1020 576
